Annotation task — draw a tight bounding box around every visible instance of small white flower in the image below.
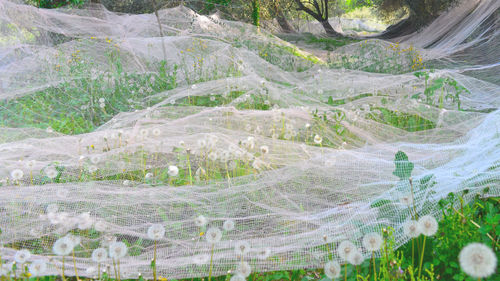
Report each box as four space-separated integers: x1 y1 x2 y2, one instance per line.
403 220 421 238
53 236 74 256
234 241 251 256
45 166 58 179
418 215 438 236
223 219 235 231
10 169 23 180
362 232 383 252
324 260 341 279
205 227 222 244
109 241 128 259
314 135 322 144
256 248 271 260
337 240 356 261
195 215 207 227
237 261 251 277
347 250 364 265
260 145 269 154
459 243 497 278
14 249 31 264
305 123 311 129
147 224 165 240
168 165 179 177
92 248 108 263
29 260 47 276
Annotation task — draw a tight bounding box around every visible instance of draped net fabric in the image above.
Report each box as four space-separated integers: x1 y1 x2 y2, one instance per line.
0 0 499 278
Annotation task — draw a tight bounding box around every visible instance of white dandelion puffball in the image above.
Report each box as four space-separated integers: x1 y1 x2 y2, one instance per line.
337 240 356 261
99 102 105 109
145 173 154 180
314 134 322 144
399 195 413 206
237 261 252 277
403 220 421 238
25 160 36 170
223 219 235 231
168 165 179 177
29 260 47 276
99 98 105 103
206 227 222 244
140 128 149 137
14 249 31 264
256 248 271 260
53 236 74 256
193 254 210 265
362 232 383 252
92 248 108 263
90 155 101 164
418 215 438 236
260 145 269 154
147 224 166 240
10 169 24 180
230 274 246 281
152 128 161 136
195 215 208 227
208 151 218 161
45 166 58 179
347 250 364 266
459 243 497 278
234 240 251 256
109 241 128 259
65 233 81 248
78 212 94 230
324 260 341 279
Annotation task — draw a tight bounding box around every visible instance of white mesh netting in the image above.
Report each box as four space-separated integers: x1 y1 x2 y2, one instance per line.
0 0 499 278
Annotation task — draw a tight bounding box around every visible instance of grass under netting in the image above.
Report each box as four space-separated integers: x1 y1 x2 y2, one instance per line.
2 193 498 280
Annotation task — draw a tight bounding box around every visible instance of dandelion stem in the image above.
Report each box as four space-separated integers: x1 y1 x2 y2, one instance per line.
61 256 67 281
208 244 215 281
409 178 418 219
186 153 193 185
372 251 377 281
344 263 347 281
418 236 426 279
113 259 118 281
72 250 80 281
98 263 101 280
153 241 157 281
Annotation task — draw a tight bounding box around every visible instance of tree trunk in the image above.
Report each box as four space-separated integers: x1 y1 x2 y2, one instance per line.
275 9 295 33
320 19 341 37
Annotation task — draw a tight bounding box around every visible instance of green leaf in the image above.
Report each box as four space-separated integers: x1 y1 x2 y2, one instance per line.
393 151 414 180
370 199 392 208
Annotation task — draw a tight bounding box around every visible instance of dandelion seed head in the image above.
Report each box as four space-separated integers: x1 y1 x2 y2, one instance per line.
53 236 74 256
337 240 355 261
230 274 246 281
260 145 269 154
223 219 235 231
459 243 497 278
14 249 31 264
10 169 24 180
195 215 207 227
362 232 383 252
29 260 47 276
92 248 108 263
148 224 166 240
403 220 421 238
237 261 252 277
45 167 58 179
234 241 251 256
109 241 128 259
347 250 364 265
206 227 222 244
324 261 341 279
168 165 179 177
418 215 438 236
256 248 271 260
78 212 93 230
